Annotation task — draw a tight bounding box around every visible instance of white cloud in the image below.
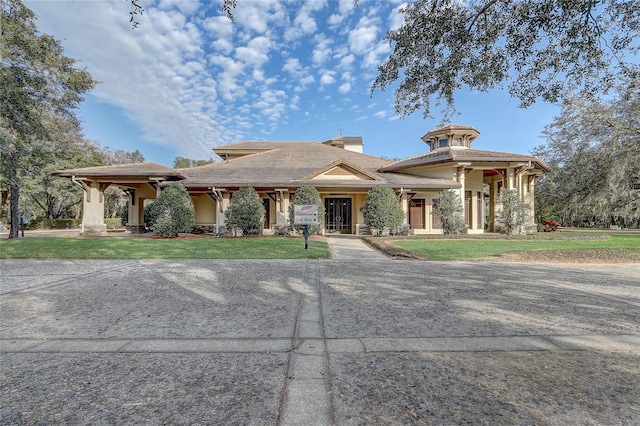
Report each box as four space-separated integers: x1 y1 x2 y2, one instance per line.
311 34 333 65
283 58 314 91
235 36 272 67
233 0 287 34
338 54 355 69
320 70 336 85
348 16 379 54
202 15 234 39
389 2 408 30
284 0 328 41
374 110 387 118
23 0 408 161
328 0 355 27
338 82 352 94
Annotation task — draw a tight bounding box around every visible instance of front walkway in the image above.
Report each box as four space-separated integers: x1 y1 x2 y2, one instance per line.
326 234 387 260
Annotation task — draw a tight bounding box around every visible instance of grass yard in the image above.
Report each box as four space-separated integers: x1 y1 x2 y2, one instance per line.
368 234 640 262
0 236 330 260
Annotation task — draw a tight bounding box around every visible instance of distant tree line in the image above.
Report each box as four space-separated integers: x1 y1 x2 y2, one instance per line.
533 76 639 229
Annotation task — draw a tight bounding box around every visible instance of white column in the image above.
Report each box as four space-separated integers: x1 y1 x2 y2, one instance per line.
81 180 106 236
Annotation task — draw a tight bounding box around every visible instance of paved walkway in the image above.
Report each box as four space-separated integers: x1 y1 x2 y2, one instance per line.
326 234 387 260
1 258 639 424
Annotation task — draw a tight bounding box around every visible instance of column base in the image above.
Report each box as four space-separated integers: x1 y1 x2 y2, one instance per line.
126 224 147 234
82 224 107 236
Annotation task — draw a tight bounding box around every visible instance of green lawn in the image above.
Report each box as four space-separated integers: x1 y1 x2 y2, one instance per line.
389 234 640 261
0 236 330 259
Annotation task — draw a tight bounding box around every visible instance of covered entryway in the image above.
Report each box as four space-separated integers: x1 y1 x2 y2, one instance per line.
325 198 352 233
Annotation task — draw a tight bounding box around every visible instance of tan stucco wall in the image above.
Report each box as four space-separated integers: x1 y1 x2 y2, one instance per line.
191 194 216 224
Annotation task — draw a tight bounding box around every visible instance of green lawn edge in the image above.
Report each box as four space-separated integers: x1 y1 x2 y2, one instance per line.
0 236 330 260
365 234 640 262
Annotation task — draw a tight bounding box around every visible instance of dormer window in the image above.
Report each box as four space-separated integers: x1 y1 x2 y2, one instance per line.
452 137 463 146
438 138 448 148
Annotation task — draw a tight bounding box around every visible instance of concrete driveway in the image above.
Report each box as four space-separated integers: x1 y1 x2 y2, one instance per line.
1 246 639 424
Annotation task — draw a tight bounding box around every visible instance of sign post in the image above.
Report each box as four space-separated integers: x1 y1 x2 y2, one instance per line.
293 205 319 250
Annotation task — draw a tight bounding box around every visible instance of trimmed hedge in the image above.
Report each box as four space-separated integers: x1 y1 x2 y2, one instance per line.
24 219 81 230
22 218 124 230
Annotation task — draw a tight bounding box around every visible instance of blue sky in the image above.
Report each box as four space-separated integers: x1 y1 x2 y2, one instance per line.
26 0 559 166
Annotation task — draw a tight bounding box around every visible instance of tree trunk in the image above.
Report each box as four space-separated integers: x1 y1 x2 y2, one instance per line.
9 176 20 239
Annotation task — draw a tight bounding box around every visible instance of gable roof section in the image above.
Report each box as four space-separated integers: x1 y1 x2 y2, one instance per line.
53 162 186 180
179 142 458 190
301 159 383 181
380 148 550 172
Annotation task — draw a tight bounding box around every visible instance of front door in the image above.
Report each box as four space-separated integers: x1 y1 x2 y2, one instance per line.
409 199 425 229
325 198 352 233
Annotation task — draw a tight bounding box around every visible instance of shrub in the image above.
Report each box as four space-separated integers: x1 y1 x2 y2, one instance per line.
104 218 124 229
24 218 82 230
433 189 466 235
146 183 195 238
541 219 559 232
289 185 325 235
225 186 264 236
498 189 530 235
362 185 404 236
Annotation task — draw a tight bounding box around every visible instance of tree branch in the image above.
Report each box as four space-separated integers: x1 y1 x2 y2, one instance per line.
467 0 501 32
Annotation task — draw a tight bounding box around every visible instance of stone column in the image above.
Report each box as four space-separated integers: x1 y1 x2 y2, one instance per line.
400 192 409 226
126 190 147 233
81 180 107 236
507 167 515 190
488 179 497 232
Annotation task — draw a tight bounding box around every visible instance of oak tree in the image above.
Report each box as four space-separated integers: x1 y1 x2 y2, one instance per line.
1 0 96 238
373 0 640 118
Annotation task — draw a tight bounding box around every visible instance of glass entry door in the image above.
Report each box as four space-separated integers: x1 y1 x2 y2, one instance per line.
325 198 352 233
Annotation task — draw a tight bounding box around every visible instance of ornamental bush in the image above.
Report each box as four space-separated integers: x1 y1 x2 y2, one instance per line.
225 186 264 236
146 182 195 238
433 189 466 235
498 189 530 235
289 185 325 235
362 185 404 236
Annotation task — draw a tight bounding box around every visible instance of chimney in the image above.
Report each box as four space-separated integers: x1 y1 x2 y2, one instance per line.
322 136 364 153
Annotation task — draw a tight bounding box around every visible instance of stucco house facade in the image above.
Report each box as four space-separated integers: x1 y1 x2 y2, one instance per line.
54 125 549 236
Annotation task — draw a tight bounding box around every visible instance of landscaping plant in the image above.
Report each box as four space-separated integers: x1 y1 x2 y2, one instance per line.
146 182 195 238
289 185 325 234
433 189 466 235
225 186 264 236
362 185 404 236
498 189 530 235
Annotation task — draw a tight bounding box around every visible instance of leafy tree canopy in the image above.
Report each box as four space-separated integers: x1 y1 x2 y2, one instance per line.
173 156 215 169
1 0 96 238
373 0 640 118
533 75 640 228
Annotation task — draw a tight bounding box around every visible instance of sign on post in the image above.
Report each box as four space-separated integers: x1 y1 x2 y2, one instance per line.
293 204 319 225
294 205 318 249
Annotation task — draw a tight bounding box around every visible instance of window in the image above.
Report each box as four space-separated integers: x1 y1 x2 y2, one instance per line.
438 138 448 148
452 137 463 146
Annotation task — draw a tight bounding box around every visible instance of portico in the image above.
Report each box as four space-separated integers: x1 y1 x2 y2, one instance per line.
54 164 184 235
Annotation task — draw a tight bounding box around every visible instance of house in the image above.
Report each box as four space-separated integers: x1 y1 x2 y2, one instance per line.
53 125 549 235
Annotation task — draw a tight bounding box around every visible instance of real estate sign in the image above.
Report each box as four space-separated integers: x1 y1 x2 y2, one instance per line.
294 204 319 225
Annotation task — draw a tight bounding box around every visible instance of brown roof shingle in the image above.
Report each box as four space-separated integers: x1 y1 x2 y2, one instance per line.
380 148 550 172
180 142 459 190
